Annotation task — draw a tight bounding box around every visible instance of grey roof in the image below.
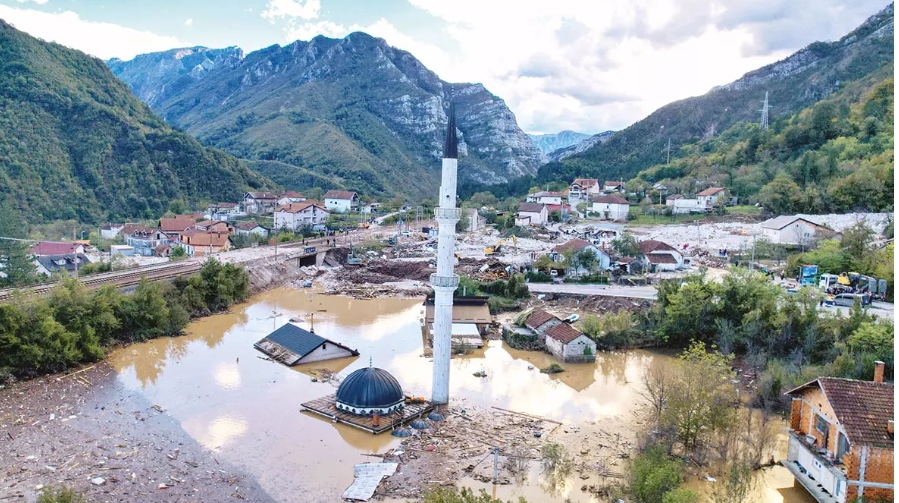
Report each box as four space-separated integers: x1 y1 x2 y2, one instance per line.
336 367 404 409
518 202 546 213
253 323 357 366
761 215 822 230
36 254 90 274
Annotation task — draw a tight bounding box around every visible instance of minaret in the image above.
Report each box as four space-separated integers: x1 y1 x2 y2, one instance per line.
430 103 461 404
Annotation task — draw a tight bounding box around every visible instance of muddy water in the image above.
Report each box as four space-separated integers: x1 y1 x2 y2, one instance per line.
108 287 814 502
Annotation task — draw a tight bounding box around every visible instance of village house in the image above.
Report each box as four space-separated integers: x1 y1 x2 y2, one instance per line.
516 202 549 226
665 194 684 207
193 219 232 234
761 215 836 246
125 227 170 256
178 230 231 256
254 322 359 366
360 202 381 214
670 196 703 214
591 194 631 221
31 241 85 257
243 192 279 215
99 223 124 240
234 221 269 238
323 190 360 213
158 215 198 238
33 254 91 276
603 181 626 193
544 323 596 363
205 202 242 221
638 239 684 272
526 191 565 205
523 309 563 343
551 239 612 276
277 191 306 206
273 201 330 231
423 296 493 337
569 178 601 204
783 362 894 503
696 187 727 208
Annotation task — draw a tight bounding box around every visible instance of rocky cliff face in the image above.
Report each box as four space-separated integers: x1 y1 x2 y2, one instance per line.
546 130 615 162
109 33 544 195
529 130 593 154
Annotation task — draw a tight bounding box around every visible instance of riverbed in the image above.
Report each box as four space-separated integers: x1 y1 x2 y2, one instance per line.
105 287 815 502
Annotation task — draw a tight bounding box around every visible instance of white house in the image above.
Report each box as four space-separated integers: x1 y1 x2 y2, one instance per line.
671 197 703 214
696 187 727 208
360 202 381 214
552 239 612 276
526 191 564 205
516 202 549 226
639 239 684 271
99 223 124 240
569 178 600 204
544 323 596 363
591 194 630 221
274 202 330 231
323 190 359 213
760 216 832 246
205 202 242 221
603 181 626 193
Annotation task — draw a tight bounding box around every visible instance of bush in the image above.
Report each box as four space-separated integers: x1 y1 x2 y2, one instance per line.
540 363 565 374
37 486 84 503
422 486 527 503
576 273 610 284
487 296 520 314
525 270 551 282
630 446 686 503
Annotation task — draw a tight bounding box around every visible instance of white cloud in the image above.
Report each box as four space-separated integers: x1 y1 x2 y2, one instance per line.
0 5 189 60
184 18 193 27
261 0 321 22
14 0 48 4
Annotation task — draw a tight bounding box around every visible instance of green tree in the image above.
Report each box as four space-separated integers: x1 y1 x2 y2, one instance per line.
611 233 641 257
170 246 187 260
118 278 171 341
758 176 802 214
630 446 685 503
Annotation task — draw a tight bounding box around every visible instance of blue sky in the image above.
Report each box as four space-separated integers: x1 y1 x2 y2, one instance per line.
0 0 889 133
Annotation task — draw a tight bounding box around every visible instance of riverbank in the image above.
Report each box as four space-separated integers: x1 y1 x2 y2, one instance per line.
0 362 275 502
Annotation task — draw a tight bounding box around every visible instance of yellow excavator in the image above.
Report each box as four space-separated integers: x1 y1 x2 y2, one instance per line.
484 239 505 255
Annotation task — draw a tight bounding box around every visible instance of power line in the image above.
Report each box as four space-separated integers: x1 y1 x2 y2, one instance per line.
760 91 771 130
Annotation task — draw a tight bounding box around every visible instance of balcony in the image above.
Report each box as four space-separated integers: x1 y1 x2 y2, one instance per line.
782 431 847 503
434 207 462 220
430 273 460 289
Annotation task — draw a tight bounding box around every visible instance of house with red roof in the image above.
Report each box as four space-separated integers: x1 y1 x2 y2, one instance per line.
551 239 611 275
544 323 596 363
569 178 600 203
591 194 631 221
31 241 84 257
783 362 894 503
638 239 684 272
274 201 330 230
602 180 626 193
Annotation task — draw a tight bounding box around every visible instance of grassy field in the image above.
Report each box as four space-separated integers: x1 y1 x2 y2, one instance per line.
626 205 762 225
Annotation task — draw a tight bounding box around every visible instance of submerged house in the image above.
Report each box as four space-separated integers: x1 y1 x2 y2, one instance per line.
254 323 359 366
783 362 894 503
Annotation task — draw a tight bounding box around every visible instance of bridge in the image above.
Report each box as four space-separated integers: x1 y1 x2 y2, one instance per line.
0 240 331 303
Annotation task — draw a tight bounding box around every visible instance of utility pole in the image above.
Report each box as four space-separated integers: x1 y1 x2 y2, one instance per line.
492 447 499 484
666 138 671 165
760 91 770 130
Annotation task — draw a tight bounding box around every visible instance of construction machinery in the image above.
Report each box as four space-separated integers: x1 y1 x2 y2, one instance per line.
347 245 362 265
484 239 505 255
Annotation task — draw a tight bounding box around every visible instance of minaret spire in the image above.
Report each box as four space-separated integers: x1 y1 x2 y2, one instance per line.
430 100 461 405
444 103 458 159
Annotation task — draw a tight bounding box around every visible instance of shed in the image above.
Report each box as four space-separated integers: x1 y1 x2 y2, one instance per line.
423 296 492 334
544 323 596 363
254 323 359 366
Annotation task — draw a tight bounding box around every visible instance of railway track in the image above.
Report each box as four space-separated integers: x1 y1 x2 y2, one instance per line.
0 241 333 303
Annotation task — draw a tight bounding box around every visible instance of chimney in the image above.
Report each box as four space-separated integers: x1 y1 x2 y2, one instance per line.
874 360 885 383
889 420 894 435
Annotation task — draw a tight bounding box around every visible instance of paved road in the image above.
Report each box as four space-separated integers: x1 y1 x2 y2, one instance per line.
527 283 657 299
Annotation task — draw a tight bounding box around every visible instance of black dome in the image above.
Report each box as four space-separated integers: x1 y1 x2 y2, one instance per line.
336 367 404 409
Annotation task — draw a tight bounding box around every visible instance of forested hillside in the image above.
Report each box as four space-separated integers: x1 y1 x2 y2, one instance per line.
632 74 893 213
461 4 893 201
0 20 271 225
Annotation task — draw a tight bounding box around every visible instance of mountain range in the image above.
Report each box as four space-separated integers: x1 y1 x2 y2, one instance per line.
0 20 270 225
536 3 894 188
108 34 545 198
528 130 593 154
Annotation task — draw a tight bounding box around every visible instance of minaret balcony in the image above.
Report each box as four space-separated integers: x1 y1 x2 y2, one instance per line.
434 207 462 220
430 273 460 289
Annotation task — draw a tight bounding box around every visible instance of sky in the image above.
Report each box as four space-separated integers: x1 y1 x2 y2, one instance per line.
0 0 890 134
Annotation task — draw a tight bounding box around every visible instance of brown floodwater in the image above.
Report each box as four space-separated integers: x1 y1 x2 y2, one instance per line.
108 287 815 503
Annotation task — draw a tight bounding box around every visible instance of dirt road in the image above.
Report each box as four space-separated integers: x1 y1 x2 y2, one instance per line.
527 283 657 299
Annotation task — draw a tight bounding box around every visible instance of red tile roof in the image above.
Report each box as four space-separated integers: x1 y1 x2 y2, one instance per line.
544 323 585 344
159 215 197 233
235 221 265 230
552 239 591 254
31 241 81 256
247 192 278 200
595 194 630 204
787 377 894 447
276 202 328 213
215 202 238 208
324 190 358 200
697 187 725 196
639 239 678 254
645 254 677 264
572 178 598 187
524 309 557 330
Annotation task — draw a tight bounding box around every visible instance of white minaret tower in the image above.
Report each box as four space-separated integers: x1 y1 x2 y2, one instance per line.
430 103 461 404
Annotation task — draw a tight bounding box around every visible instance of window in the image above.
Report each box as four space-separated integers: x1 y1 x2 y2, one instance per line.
837 433 850 461
816 414 828 434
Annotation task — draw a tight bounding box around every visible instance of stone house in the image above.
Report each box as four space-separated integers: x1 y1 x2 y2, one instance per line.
783 362 894 503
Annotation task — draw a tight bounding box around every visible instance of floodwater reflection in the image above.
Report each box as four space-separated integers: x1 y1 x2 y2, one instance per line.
106 287 816 503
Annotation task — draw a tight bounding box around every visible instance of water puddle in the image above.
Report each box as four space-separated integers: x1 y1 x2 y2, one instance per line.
108 287 815 502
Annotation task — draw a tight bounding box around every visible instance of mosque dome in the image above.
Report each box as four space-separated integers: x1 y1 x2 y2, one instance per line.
335 367 405 415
